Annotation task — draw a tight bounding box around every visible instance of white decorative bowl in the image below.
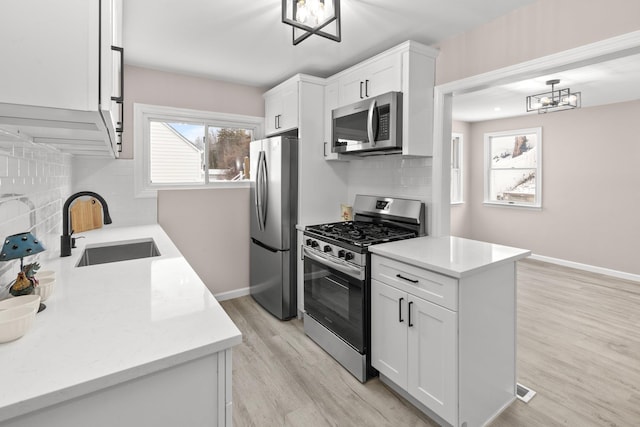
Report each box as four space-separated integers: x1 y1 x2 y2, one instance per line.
0 306 37 343
36 270 55 279
0 294 41 313
34 278 55 302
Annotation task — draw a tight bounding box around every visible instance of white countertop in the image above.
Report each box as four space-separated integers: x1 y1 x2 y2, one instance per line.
0 224 242 422
369 236 531 278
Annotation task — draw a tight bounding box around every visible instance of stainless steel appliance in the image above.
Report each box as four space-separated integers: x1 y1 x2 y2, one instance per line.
249 136 298 320
332 91 402 156
303 195 425 382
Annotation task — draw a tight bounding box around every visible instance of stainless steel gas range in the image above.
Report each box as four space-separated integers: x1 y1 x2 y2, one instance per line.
302 195 426 382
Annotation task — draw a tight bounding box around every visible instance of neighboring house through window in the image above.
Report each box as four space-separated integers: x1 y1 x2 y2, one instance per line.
451 133 463 204
484 127 542 208
134 103 264 197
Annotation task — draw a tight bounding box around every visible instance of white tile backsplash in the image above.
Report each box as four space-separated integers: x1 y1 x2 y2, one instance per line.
72 157 157 227
347 155 433 206
0 128 72 299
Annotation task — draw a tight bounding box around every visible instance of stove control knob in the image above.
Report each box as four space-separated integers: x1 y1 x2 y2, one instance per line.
305 239 313 246
345 252 354 261
338 250 346 258
323 245 332 253
310 240 319 248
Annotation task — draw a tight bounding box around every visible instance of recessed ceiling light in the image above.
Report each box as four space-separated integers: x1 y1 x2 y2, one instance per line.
494 107 502 111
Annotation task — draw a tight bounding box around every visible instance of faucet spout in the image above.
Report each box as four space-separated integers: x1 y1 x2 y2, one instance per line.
60 191 112 257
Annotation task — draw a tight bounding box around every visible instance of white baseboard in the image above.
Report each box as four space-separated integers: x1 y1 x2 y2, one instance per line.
529 254 640 283
214 287 251 302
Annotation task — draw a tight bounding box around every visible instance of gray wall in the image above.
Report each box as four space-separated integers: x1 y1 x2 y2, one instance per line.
451 100 640 275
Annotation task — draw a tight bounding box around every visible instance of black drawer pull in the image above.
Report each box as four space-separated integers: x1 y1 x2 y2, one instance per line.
408 301 414 327
398 297 404 323
396 274 418 284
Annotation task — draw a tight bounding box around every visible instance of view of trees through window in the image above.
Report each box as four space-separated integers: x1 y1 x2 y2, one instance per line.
207 128 252 181
484 128 541 207
149 120 252 183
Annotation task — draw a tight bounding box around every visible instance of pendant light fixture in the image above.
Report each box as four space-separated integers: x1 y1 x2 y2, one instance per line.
282 0 341 45
526 79 581 113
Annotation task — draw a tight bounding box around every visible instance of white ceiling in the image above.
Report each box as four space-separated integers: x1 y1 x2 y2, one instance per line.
123 0 537 89
123 1 640 123
452 53 640 122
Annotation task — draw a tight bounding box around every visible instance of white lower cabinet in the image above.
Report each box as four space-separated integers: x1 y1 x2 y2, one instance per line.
371 279 457 425
371 251 518 427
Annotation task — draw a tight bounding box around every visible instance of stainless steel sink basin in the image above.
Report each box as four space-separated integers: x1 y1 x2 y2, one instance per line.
76 238 160 267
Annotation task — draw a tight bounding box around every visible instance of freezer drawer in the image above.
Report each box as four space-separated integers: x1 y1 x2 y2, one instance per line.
250 239 296 320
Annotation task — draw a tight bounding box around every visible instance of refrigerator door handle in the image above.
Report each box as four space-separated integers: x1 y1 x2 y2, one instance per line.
255 151 265 231
259 150 269 230
251 237 279 253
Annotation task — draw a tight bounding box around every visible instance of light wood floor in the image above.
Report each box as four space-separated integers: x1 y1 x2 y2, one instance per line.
220 259 640 426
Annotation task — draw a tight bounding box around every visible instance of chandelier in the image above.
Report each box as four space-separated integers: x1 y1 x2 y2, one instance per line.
282 0 341 45
526 79 581 113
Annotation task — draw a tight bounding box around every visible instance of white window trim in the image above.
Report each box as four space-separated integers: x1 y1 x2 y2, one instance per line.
451 132 464 205
483 127 542 209
134 103 264 198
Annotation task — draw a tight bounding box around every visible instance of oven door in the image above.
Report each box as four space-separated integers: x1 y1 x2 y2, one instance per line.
303 247 365 353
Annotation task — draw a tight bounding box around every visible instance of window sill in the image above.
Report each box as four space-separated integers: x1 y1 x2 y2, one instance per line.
136 181 250 198
451 201 465 206
483 201 542 211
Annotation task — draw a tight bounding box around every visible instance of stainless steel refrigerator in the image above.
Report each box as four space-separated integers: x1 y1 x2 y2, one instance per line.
249 136 298 320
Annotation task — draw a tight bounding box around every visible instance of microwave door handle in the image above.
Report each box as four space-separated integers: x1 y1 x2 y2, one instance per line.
367 99 377 146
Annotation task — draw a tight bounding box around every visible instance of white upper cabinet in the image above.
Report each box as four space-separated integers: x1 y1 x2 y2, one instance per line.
325 41 438 157
338 53 402 105
264 78 299 136
0 0 123 157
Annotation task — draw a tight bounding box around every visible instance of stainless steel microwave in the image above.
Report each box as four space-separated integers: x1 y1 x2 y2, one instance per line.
331 91 402 156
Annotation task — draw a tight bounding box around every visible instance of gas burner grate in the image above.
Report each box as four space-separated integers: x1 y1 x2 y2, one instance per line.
306 221 417 247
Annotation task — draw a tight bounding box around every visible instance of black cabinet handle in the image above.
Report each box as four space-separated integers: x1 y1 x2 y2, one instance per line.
359 81 364 99
110 46 124 102
398 297 404 323
115 101 123 133
408 301 414 327
396 274 418 284
365 79 369 97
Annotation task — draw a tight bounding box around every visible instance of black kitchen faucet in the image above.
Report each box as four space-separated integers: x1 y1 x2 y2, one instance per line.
60 191 112 257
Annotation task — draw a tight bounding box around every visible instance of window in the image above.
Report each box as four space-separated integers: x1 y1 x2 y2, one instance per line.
134 104 263 196
451 133 463 204
484 128 542 208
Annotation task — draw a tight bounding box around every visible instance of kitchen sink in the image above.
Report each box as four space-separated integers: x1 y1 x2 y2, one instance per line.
76 238 160 267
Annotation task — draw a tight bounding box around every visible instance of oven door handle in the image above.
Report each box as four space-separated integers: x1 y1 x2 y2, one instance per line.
303 247 364 279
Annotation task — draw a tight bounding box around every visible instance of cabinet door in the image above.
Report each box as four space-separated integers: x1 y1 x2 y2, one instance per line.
264 91 281 136
407 295 458 425
279 82 299 133
323 81 342 161
371 279 408 388
265 80 298 136
338 53 402 105
0 0 99 110
365 53 402 98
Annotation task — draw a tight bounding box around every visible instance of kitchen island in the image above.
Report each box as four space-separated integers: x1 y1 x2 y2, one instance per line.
369 236 530 427
0 225 242 427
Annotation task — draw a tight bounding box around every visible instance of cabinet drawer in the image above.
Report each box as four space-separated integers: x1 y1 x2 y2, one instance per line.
371 255 458 311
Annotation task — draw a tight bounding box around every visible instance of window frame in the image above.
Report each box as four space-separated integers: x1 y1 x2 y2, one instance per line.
450 132 464 205
134 103 264 198
483 127 542 209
